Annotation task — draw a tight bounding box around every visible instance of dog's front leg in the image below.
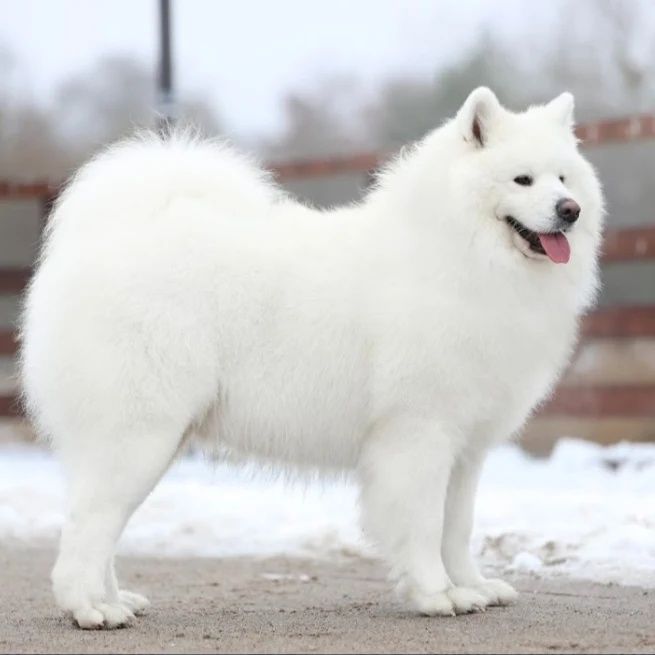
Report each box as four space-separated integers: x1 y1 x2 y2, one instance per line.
441 448 518 606
358 420 489 616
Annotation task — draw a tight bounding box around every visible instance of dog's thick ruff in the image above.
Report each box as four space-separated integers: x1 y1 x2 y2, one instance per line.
20 88 603 628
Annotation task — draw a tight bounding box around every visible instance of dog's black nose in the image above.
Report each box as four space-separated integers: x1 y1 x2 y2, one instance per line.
556 198 580 224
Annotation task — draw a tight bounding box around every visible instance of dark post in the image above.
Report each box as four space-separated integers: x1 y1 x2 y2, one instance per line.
157 0 175 131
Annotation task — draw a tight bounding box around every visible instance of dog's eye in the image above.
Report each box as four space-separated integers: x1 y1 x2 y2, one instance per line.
559 175 565 183
514 175 533 186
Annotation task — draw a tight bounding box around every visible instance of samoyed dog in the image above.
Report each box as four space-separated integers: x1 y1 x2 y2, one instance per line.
20 88 603 628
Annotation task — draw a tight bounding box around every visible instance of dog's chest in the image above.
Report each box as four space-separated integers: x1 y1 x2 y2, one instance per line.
452 291 577 433
383 279 579 437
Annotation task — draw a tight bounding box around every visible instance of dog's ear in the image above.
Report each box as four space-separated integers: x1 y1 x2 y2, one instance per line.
457 87 502 148
546 92 575 130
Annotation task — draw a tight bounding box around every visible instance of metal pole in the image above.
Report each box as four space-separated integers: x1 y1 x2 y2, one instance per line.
157 0 175 130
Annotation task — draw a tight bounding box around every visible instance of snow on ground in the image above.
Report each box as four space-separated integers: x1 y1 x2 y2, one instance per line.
0 438 654 587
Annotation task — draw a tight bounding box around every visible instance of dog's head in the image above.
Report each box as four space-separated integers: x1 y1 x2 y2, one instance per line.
446 87 604 267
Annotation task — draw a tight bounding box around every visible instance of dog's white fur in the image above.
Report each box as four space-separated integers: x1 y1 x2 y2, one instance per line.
20 88 603 628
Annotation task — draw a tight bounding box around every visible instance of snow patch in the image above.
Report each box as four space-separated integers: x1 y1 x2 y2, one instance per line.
0 438 653 587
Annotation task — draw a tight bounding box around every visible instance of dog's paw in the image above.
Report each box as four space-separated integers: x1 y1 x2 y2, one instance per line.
404 584 489 616
446 586 489 613
474 578 518 606
118 590 150 616
73 602 135 630
411 589 456 616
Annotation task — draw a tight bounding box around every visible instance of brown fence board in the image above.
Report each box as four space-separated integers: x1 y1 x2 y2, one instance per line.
575 114 655 146
0 268 31 294
0 182 57 200
271 152 383 182
0 394 21 418
602 226 655 262
0 330 17 356
540 384 655 417
582 306 655 338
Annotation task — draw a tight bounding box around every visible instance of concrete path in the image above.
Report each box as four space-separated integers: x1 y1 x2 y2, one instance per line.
1 548 652 654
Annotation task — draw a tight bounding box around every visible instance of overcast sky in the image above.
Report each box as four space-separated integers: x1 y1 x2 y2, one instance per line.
0 0 648 140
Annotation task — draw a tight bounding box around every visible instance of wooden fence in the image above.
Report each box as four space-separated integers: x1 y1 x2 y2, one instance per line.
1 112 655 449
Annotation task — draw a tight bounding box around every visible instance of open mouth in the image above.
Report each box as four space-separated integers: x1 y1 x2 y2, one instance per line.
505 216 571 264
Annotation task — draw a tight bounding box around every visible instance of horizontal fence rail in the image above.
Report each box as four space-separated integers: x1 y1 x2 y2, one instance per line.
574 114 655 146
602 226 655 262
0 268 31 294
0 330 15 356
0 182 58 200
271 113 655 181
0 394 21 418
540 385 655 417
0 113 654 196
581 305 655 338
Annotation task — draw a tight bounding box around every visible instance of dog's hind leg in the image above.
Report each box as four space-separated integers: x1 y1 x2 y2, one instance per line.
51 427 183 629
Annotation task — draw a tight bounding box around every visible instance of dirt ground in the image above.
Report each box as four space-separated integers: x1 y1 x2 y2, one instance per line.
1 548 653 654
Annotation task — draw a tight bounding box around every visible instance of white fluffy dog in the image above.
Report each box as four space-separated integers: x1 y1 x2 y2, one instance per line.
20 88 603 628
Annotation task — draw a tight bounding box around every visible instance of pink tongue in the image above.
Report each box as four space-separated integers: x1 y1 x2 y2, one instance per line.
538 232 570 264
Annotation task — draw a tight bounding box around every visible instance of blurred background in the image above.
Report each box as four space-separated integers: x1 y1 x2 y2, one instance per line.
0 0 654 454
